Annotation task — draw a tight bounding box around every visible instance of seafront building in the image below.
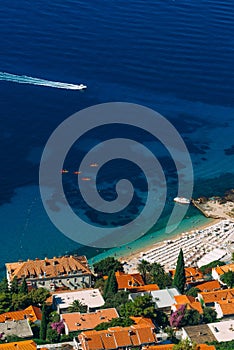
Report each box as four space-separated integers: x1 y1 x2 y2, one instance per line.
5 255 93 291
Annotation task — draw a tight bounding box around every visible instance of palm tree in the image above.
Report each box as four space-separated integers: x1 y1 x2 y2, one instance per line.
68 299 87 313
137 260 151 283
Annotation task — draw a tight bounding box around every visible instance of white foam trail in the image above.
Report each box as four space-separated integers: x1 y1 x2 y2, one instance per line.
0 72 87 90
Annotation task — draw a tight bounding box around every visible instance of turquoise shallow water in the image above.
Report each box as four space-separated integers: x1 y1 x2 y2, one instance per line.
0 0 234 270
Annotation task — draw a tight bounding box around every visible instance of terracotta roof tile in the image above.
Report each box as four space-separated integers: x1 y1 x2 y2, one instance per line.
0 340 36 350
170 267 203 283
196 280 221 292
199 288 234 303
174 295 203 314
115 271 145 290
130 317 155 328
0 306 41 323
62 308 118 332
213 263 234 276
174 295 195 304
78 324 157 349
217 299 234 315
6 255 91 281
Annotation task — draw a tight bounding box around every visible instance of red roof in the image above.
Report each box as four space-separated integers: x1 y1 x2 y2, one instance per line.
0 306 41 323
62 308 119 332
115 271 145 290
78 324 157 350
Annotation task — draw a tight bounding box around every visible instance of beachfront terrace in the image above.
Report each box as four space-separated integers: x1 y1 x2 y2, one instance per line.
139 220 234 270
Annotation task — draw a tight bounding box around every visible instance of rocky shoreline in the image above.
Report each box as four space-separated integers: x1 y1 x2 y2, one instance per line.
192 189 234 220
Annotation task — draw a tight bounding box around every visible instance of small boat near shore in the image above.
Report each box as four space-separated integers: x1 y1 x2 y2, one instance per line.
174 197 190 204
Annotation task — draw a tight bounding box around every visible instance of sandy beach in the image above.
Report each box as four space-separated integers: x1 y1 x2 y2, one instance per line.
119 218 219 265
118 218 234 275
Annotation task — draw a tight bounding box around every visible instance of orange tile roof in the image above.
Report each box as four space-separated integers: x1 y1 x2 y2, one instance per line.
199 288 234 303
174 295 195 304
0 305 41 323
130 317 155 328
62 308 119 332
115 271 145 290
196 280 221 292
217 299 234 315
0 340 36 350
6 255 92 281
173 295 203 314
213 263 234 276
78 324 157 350
129 284 160 293
170 267 203 283
143 345 215 350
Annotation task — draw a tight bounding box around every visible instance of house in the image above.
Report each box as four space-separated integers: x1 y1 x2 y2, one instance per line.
182 324 216 344
195 280 221 293
0 319 33 340
76 323 157 350
169 267 204 286
51 288 105 313
151 288 180 313
5 255 92 291
0 305 41 325
197 288 234 307
61 308 119 334
104 271 159 292
212 263 234 282
172 295 203 314
208 319 234 342
214 299 234 319
142 344 215 349
0 340 36 350
129 288 180 313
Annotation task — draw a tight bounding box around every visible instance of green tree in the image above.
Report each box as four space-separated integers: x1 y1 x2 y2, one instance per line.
49 311 60 323
149 262 172 289
186 287 199 298
40 304 47 340
68 300 87 313
93 257 123 277
181 309 202 326
103 271 118 300
173 249 186 294
121 295 156 319
137 260 151 283
0 292 11 313
173 338 196 350
10 276 18 294
221 270 234 288
0 278 9 293
46 327 60 343
200 260 225 275
104 290 129 311
154 310 169 328
11 293 31 310
19 278 28 295
30 288 50 306
94 278 105 293
203 307 217 323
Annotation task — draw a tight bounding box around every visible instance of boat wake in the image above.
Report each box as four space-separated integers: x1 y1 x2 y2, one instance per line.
0 72 87 90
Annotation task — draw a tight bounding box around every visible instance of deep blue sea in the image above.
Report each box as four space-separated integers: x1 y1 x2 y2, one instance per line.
0 0 234 271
